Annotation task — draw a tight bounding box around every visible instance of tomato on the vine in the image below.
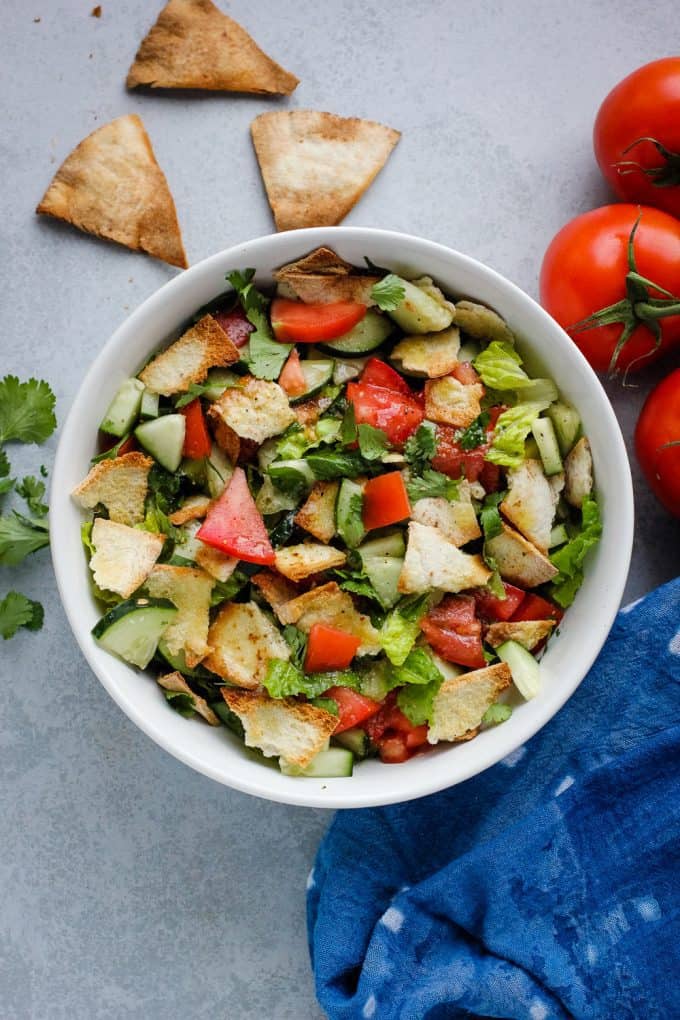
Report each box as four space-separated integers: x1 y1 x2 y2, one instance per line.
594 58 680 219
539 205 680 374
635 368 680 518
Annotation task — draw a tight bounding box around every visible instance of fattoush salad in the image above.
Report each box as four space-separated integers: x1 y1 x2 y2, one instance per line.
73 248 602 777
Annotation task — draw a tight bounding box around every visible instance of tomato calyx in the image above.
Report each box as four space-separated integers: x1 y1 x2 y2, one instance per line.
568 214 680 374
616 137 680 189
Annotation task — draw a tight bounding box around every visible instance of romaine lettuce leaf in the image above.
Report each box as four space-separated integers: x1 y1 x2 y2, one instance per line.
549 494 602 607
473 341 530 390
380 594 431 665
485 401 548 467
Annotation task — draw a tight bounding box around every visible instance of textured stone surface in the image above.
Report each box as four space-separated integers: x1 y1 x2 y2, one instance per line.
1 1 678 1017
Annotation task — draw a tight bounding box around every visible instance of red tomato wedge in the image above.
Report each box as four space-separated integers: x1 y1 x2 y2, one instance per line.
473 583 526 622
196 466 275 565
180 399 212 459
325 687 381 734
451 361 482 386
362 472 411 531
270 299 366 343
511 593 563 624
360 358 413 395
420 595 486 669
278 349 307 397
115 436 138 457
347 382 424 448
305 624 361 673
363 694 430 761
212 306 254 348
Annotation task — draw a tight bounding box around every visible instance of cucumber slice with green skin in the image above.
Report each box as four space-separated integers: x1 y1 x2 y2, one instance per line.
496 639 541 700
363 555 404 609
518 378 559 405
157 638 205 678
290 359 335 404
268 459 316 496
457 340 481 363
211 699 245 737
140 389 160 419
100 378 144 437
386 277 454 334
256 476 298 515
135 414 186 472
321 310 393 354
547 401 581 456
92 597 178 669
333 727 375 758
206 444 234 498
180 456 207 486
336 477 366 549
531 417 563 475
549 524 569 548
280 747 354 777
200 368 241 401
358 531 406 559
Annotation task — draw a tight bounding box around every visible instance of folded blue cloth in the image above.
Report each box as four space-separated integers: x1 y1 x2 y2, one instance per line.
308 578 680 1019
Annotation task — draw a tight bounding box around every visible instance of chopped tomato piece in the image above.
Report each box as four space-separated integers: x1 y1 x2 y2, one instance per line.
360 358 413 396
511 593 564 624
115 436 138 457
479 461 502 492
362 472 411 530
473 583 526 621
420 594 486 669
270 299 366 343
325 686 381 734
451 362 482 386
378 735 411 763
347 382 424 448
404 724 429 749
180 399 212 459
278 349 307 397
212 305 254 348
196 466 275 565
305 624 361 673
364 695 431 761
431 425 485 481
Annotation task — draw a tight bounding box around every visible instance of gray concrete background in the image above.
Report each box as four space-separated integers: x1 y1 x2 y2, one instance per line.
1 1 679 1017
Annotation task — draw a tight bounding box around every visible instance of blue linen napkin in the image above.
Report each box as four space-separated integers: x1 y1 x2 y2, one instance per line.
308 578 680 1019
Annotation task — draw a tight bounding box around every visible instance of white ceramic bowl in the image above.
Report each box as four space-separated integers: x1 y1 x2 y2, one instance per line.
51 227 634 809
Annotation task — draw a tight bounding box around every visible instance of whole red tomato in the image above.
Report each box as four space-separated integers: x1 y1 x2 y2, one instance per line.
594 58 680 219
635 368 680 518
539 205 680 374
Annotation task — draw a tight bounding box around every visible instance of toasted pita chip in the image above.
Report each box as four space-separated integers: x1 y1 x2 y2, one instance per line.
36 114 186 268
251 110 400 231
138 315 238 395
276 247 354 277
276 272 380 306
126 0 298 95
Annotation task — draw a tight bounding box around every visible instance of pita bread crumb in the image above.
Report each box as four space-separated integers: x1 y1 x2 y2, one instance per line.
145 563 214 667
208 377 296 444
221 689 337 768
276 272 380 306
36 114 187 268
168 494 212 526
158 672 220 725
251 570 299 610
127 0 298 95
72 452 153 526
427 663 513 744
274 543 346 582
194 542 238 582
276 247 354 277
485 522 559 588
424 376 484 428
89 518 164 598
251 110 400 231
295 481 338 543
138 315 238 395
485 620 554 650
277 581 381 655
203 601 290 688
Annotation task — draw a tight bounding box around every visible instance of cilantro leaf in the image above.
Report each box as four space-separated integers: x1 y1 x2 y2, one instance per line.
0 512 49 566
16 476 48 517
357 424 388 461
406 468 459 503
371 274 406 311
0 449 10 477
210 571 249 607
549 494 602 608
404 421 438 472
91 434 131 463
482 702 512 725
480 491 504 542
282 625 308 668
458 411 490 451
340 403 357 445
0 591 44 639
227 269 292 380
164 690 196 718
334 568 384 607
0 377 56 446
305 450 375 480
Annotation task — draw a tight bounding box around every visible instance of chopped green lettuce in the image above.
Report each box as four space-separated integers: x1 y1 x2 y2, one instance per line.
263 658 359 699
380 594 430 665
549 494 602 607
473 342 530 390
485 402 548 468
395 651 444 725
482 703 512 725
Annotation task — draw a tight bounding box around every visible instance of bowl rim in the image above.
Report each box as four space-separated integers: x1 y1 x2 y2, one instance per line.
50 226 634 809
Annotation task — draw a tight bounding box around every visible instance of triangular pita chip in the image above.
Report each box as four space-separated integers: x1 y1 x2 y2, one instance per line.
36 114 187 268
126 0 298 95
251 110 400 231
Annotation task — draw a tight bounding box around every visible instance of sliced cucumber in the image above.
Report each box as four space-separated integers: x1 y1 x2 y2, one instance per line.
332 357 369 384
547 401 581 456
333 727 374 758
172 519 203 563
206 444 234 498
135 414 186 472
524 436 541 461
518 377 559 405
386 277 453 334
531 417 563 476
268 458 316 495
496 640 541 700
180 456 207 486
158 638 204 678
257 438 280 474
321 310 393 354
256 475 298 515
363 555 404 609
358 531 406 559
357 659 392 701
211 698 245 737
280 747 354 777
140 389 160 419
549 523 569 548
201 368 240 401
336 477 365 549
457 340 481 363
100 378 144 437
290 359 335 404
92 597 178 669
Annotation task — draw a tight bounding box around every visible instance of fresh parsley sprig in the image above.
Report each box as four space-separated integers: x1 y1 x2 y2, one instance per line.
0 591 44 640
226 269 292 381
0 376 57 446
